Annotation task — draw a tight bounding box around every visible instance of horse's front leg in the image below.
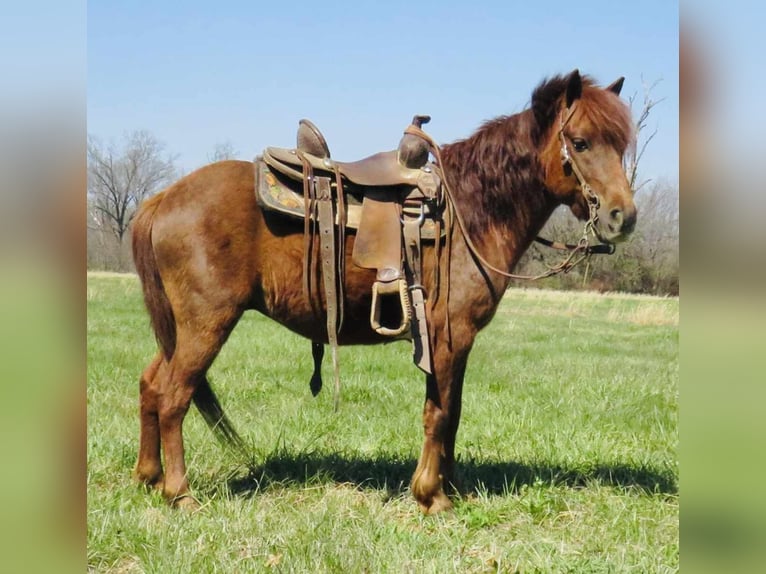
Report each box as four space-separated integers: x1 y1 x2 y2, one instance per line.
411 341 470 514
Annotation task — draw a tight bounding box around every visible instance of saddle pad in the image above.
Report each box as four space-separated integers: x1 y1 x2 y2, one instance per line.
254 158 444 239
255 158 361 227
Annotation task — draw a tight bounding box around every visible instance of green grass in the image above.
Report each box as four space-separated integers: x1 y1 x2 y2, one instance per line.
87 273 678 573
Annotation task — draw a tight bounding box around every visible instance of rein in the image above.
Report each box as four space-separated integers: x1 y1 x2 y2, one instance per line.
403 103 614 282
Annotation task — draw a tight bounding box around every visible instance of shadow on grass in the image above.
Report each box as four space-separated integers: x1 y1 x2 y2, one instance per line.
224 451 677 499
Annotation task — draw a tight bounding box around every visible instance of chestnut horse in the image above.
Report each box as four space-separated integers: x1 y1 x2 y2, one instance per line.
131 70 636 513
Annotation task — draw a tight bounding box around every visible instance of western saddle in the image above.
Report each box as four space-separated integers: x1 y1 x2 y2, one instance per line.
254 116 446 400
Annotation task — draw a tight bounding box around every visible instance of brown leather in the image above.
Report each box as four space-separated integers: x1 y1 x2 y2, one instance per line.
264 146 424 188
316 175 343 409
351 189 404 274
315 177 337 335
403 210 432 374
255 115 447 395
257 117 445 349
254 158 445 240
397 115 431 169
334 151 421 187
297 119 331 158
297 152 318 317
288 116 429 187
333 166 346 330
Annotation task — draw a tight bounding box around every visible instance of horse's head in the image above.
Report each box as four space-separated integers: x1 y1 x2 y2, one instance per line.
535 70 637 243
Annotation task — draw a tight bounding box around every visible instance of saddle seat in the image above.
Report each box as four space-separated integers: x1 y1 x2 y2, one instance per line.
264 116 436 190
298 116 433 184
263 147 427 190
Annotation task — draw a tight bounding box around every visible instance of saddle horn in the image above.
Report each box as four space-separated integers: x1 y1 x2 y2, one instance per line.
397 115 431 169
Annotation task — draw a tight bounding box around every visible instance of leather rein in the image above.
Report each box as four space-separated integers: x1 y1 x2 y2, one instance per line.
404 102 615 282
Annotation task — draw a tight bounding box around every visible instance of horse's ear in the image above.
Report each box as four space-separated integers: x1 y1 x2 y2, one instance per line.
566 69 582 108
606 76 625 96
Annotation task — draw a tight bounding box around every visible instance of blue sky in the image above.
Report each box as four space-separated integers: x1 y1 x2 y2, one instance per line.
88 0 678 184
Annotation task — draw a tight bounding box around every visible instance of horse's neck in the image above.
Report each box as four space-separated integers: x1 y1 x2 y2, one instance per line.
440 126 558 273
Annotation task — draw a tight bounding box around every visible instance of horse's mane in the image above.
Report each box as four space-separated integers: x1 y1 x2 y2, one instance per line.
440 74 634 239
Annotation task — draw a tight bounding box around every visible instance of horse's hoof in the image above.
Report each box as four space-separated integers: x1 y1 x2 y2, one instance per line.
133 468 164 491
418 492 453 515
170 494 201 511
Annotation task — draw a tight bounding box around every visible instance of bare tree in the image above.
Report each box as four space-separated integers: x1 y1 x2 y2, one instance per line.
87 130 176 269
208 140 238 163
629 179 679 290
626 78 665 192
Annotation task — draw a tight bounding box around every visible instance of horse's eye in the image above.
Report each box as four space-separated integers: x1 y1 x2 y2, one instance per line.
572 138 589 152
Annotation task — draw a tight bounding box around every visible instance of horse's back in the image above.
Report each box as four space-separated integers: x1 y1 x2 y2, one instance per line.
152 160 256 228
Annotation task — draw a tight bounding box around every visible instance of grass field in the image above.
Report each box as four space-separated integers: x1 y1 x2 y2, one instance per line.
87 272 678 573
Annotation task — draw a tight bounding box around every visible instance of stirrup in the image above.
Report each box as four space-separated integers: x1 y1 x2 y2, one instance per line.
370 278 411 337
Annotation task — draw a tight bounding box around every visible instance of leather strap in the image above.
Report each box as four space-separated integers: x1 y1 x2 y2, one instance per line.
298 151 321 317
403 202 433 374
333 166 346 331
315 176 341 410
534 235 615 255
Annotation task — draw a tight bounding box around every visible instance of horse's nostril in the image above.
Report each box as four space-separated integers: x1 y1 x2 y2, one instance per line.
623 205 637 233
610 208 623 226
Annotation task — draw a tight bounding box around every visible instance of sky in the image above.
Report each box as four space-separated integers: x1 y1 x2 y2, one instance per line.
88 0 679 184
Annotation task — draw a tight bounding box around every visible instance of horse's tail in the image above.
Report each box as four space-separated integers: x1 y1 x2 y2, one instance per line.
193 376 249 456
131 193 247 455
132 193 176 360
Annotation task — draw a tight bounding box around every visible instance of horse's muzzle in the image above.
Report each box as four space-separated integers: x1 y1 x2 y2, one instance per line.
598 203 637 243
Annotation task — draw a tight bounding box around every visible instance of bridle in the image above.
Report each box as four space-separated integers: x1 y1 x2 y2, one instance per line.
555 102 611 252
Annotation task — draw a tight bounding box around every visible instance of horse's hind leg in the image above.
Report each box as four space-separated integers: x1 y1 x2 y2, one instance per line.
157 307 243 508
134 353 164 488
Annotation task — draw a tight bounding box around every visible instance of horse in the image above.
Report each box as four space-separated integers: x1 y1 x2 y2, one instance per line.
130 70 636 513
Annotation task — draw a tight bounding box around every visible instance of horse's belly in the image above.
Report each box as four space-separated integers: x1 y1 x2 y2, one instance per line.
255 267 403 346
